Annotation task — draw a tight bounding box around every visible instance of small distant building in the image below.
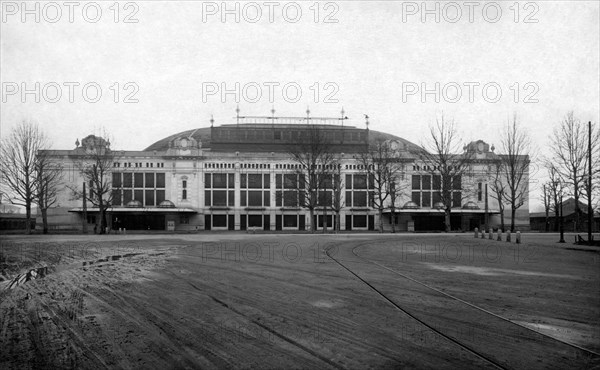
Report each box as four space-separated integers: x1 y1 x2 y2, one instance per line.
530 198 600 232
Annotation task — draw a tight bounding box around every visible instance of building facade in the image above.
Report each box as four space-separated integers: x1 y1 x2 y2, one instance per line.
40 117 530 232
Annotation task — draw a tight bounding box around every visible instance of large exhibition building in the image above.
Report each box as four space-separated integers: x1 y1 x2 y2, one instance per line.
41 114 530 232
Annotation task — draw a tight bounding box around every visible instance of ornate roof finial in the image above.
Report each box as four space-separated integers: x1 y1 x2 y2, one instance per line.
210 115 214 127
75 138 80 148
364 114 369 130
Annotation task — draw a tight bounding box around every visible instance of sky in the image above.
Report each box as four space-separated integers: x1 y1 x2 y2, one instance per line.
1 0 599 212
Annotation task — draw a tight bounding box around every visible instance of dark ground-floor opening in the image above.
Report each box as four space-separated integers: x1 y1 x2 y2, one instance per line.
112 214 165 230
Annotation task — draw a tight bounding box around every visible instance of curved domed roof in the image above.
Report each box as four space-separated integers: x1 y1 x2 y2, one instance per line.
144 124 420 153
158 200 176 208
402 201 420 209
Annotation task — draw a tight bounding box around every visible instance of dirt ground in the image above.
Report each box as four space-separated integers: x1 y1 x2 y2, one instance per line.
1 232 599 369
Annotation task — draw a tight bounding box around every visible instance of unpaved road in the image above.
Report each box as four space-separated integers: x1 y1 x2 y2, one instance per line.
1 233 599 369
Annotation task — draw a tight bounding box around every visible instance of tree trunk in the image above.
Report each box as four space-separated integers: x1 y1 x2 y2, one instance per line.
25 203 32 234
444 209 451 232
391 211 396 233
378 208 384 233
335 211 340 233
309 208 315 233
511 206 516 232
500 207 505 232
42 208 48 234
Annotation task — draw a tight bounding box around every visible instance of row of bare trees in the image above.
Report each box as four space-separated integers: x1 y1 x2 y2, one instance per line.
1 121 118 234
0 121 63 234
541 112 599 232
286 114 532 233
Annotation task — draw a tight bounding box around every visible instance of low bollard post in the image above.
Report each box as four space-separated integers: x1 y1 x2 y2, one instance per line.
506 230 511 242
497 229 502 241
474 227 479 238
489 229 493 239
516 231 521 244
481 230 485 239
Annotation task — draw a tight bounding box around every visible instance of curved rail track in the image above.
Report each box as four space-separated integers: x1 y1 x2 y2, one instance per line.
324 240 600 369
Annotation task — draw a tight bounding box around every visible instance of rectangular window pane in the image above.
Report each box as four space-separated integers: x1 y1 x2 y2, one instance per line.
354 175 367 189
248 174 262 188
412 175 420 190
422 192 431 208
213 190 227 206
283 191 297 207
134 173 144 188
354 191 367 207
264 191 270 207
134 190 143 203
123 173 132 187
145 190 155 206
283 215 297 227
276 191 282 207
241 191 247 207
182 189 187 200
322 174 333 189
345 174 352 189
228 190 234 206
123 190 132 204
299 175 305 189
452 192 461 208
145 173 154 188
111 189 121 206
241 174 247 188
156 190 165 204
248 215 262 227
156 173 165 188
248 191 262 206
228 174 235 188
433 175 441 190
353 215 367 228
345 191 352 207
205 190 211 206
284 174 297 189
276 174 282 188
412 191 420 206
204 173 211 188
112 173 121 188
453 176 462 190
213 215 227 227
432 191 441 204
264 174 270 188
422 175 431 190
213 173 227 188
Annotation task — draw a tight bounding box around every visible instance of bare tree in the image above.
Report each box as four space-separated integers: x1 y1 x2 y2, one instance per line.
0 121 48 234
546 164 563 231
549 112 592 231
69 134 116 234
541 182 552 232
499 114 532 232
416 116 473 232
288 125 336 233
489 160 506 231
328 158 344 232
35 151 63 234
360 139 405 233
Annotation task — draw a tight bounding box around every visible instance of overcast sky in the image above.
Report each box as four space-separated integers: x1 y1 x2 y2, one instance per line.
1 1 599 211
